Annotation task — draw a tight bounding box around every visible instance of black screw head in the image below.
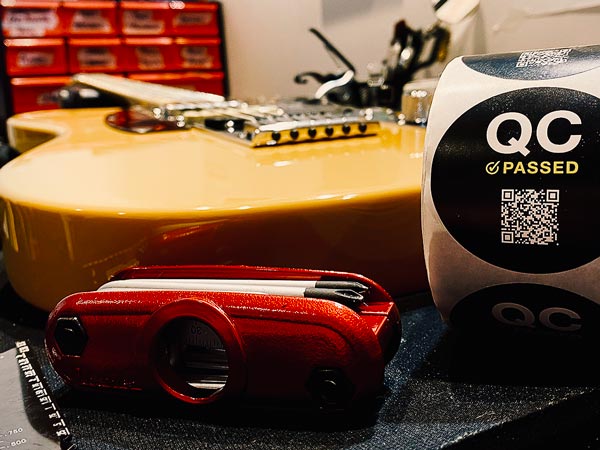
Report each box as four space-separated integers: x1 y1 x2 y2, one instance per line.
306 368 354 409
54 317 88 356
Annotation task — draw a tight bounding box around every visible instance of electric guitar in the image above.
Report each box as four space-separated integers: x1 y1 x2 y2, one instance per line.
0 74 427 311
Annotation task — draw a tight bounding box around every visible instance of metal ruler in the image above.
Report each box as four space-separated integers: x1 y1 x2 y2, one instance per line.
0 341 75 450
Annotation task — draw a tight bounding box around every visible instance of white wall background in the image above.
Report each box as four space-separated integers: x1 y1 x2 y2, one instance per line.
220 0 600 100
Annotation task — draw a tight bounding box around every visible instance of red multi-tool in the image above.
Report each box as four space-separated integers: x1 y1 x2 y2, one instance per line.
45 265 401 409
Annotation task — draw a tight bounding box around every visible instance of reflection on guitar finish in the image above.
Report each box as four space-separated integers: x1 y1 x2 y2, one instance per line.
0 74 427 311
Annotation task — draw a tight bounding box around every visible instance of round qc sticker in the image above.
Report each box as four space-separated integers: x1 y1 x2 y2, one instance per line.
431 87 600 273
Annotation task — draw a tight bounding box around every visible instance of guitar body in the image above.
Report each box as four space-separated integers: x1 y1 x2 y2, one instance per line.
0 106 426 311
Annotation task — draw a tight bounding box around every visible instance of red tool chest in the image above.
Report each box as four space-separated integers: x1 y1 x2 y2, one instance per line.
175 37 221 70
4 37 66 75
170 1 219 36
122 36 176 72
10 75 70 113
119 1 171 36
61 0 117 37
67 37 122 73
1 1 227 115
1 0 62 37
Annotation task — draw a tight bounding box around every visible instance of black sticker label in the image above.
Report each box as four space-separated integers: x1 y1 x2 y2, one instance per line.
450 284 600 337
463 45 600 80
431 87 600 273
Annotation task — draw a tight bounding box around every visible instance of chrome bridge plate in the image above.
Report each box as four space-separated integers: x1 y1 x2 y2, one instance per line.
105 101 381 148
193 102 381 148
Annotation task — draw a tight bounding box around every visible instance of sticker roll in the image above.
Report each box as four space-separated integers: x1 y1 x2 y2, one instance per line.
422 45 600 337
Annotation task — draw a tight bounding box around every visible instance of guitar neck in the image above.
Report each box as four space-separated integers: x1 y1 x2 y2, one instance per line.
72 73 235 114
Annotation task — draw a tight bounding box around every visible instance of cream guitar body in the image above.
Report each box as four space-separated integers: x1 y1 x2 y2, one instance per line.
0 75 427 311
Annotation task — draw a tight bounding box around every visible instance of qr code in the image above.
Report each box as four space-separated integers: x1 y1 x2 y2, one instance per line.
501 189 559 245
516 48 571 68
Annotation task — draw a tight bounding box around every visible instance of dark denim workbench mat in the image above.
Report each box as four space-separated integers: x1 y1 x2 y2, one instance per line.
1 280 600 450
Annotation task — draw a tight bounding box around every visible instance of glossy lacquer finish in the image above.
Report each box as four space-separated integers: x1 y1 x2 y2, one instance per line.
0 108 426 311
